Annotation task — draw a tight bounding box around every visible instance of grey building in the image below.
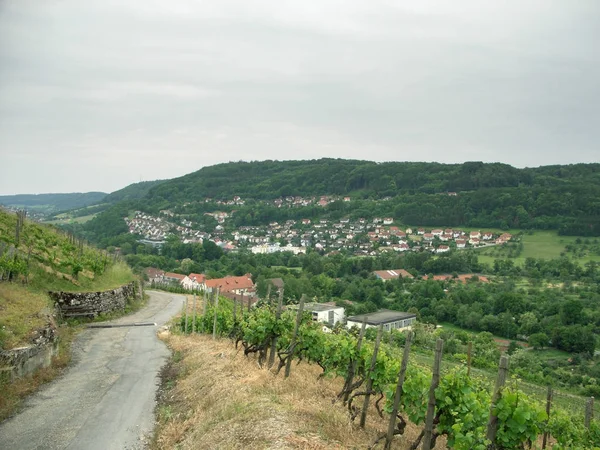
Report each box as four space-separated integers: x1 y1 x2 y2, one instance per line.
346 310 416 332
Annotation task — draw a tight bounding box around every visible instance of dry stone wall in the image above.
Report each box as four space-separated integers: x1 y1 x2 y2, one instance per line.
0 325 58 381
49 281 142 319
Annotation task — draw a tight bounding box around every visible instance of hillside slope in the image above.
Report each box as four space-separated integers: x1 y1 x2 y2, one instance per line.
82 159 600 239
0 192 107 215
0 208 136 350
154 333 435 450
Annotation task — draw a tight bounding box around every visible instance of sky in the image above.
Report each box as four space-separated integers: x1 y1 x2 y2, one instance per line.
1 0 599 195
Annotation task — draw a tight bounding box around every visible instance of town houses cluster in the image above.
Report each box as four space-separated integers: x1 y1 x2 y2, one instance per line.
125 196 512 256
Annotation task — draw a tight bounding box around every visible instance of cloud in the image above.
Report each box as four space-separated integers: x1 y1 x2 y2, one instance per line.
1 0 599 194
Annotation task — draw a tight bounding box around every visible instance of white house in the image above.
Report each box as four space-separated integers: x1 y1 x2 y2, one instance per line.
292 302 345 326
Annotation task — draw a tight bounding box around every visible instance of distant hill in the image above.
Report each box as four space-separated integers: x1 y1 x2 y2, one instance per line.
103 179 165 203
0 192 107 214
145 159 600 202
78 159 600 241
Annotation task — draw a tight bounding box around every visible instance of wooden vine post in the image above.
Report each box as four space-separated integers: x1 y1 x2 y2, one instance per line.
265 284 272 305
422 338 444 450
201 290 207 333
268 288 284 369
342 318 368 404
212 288 220 340
585 396 595 429
360 323 384 429
486 355 510 445
384 331 413 449
542 386 553 449
467 341 472 377
284 294 305 379
191 293 197 334
232 295 237 324
184 297 189 334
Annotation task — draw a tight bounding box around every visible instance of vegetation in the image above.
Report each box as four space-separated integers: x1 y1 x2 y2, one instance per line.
0 208 140 419
0 192 107 214
179 297 600 449
101 179 165 204
64 160 600 246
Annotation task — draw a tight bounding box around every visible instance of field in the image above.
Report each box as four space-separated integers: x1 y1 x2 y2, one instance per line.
44 213 98 225
476 231 600 266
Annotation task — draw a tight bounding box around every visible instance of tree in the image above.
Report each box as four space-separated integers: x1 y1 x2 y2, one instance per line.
507 341 520 355
529 332 549 350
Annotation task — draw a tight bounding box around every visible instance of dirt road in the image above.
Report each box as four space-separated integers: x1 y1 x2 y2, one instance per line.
0 290 183 450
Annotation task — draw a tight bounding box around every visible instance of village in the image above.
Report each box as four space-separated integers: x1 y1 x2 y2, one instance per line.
144 268 419 334
126 195 512 256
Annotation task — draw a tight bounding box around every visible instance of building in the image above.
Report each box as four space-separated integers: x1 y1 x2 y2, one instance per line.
205 274 255 296
346 310 417 332
373 269 414 281
303 302 345 326
145 267 164 283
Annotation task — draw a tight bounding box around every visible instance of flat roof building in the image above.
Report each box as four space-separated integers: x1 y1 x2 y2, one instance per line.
346 310 416 332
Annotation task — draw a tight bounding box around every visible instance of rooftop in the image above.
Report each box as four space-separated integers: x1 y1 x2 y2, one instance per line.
304 302 340 312
347 309 416 325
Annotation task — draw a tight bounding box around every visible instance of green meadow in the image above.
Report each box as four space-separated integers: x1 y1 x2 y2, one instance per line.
476 231 600 266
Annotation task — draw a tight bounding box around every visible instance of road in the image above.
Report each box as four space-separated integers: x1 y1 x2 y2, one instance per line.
0 290 184 450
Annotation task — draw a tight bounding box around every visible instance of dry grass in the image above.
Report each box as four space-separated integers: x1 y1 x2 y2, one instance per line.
0 283 53 350
154 333 445 450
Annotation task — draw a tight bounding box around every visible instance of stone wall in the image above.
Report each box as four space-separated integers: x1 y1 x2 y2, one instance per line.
0 325 58 381
49 281 142 319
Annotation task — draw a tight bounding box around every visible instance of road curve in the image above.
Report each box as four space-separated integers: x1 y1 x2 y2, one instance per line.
0 290 184 450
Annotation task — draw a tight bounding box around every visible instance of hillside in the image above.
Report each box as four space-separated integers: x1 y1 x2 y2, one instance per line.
155 333 427 449
0 208 136 348
81 159 600 243
0 207 137 419
102 179 165 204
0 192 107 215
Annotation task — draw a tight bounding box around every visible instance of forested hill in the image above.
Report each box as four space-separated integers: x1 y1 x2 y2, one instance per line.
80 159 600 241
146 159 600 202
102 179 165 203
0 192 107 214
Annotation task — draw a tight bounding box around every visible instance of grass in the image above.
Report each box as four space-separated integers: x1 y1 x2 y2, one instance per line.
476 230 600 266
153 332 444 449
44 213 98 225
0 284 52 350
0 324 77 421
27 261 136 293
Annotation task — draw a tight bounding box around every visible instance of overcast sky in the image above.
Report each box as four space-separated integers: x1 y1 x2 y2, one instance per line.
1 0 599 195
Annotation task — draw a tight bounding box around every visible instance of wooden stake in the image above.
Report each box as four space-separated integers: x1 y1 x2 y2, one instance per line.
467 341 472 377
422 338 444 450
268 288 284 369
285 294 305 379
585 396 594 429
486 355 510 445
184 297 189 334
385 331 413 449
201 291 207 333
360 324 384 428
212 288 220 340
192 293 197 334
542 386 553 449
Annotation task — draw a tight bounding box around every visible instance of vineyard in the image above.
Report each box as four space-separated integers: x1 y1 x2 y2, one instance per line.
180 292 600 450
0 208 132 291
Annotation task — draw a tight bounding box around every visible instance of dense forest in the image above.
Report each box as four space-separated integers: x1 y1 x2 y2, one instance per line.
101 179 165 204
